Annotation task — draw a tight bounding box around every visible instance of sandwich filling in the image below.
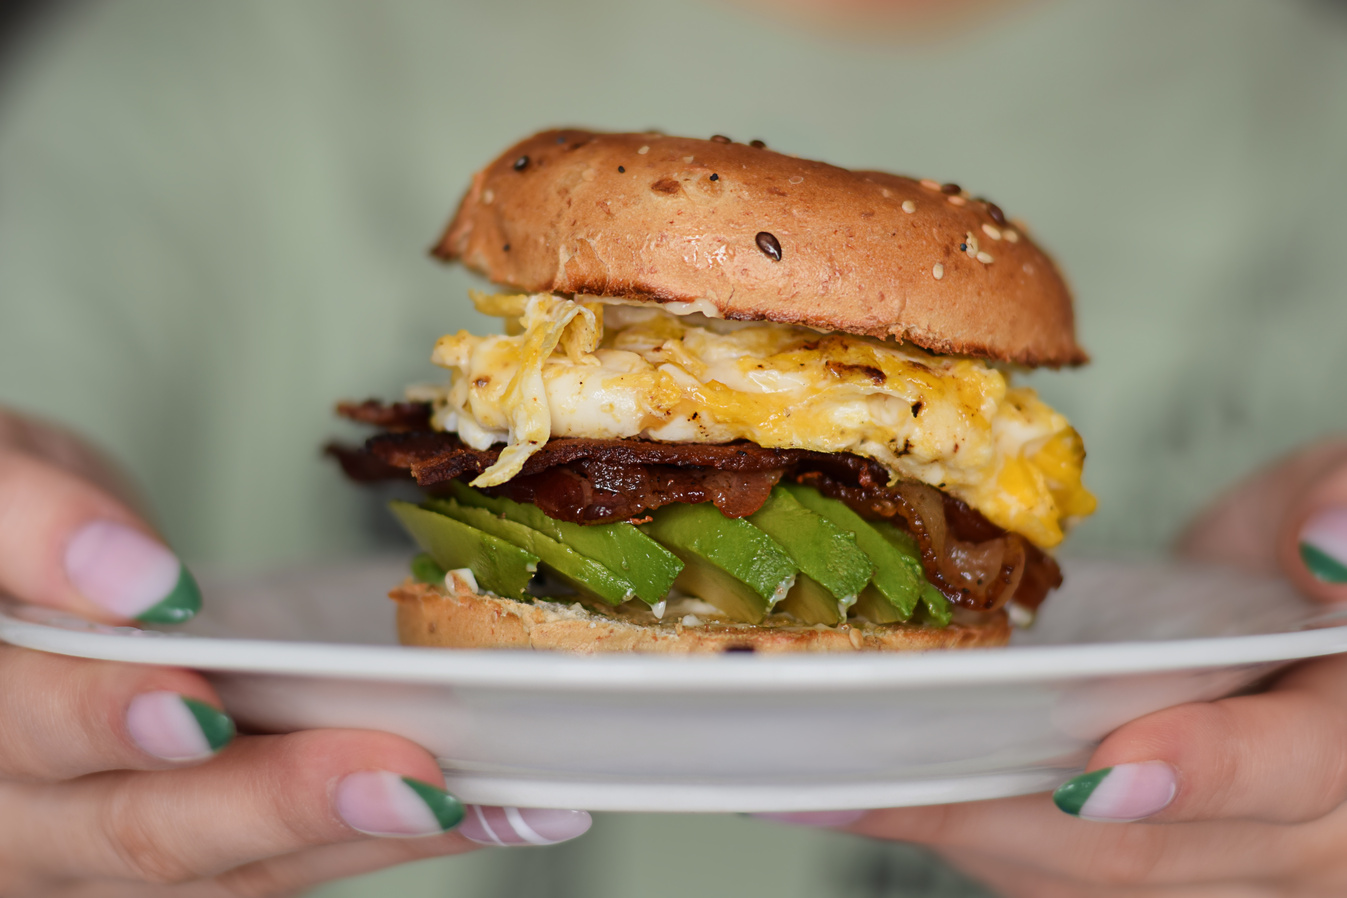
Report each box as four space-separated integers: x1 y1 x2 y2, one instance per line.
415 293 1094 550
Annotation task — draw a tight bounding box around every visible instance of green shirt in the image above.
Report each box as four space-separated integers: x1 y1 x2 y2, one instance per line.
2 1 1345 895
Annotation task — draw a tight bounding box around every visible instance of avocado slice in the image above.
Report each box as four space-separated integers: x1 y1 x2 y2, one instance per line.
778 574 850 626
748 487 873 622
642 502 797 624
446 481 682 605
389 501 537 599
409 552 448 585
424 498 637 606
866 518 952 626
779 484 927 622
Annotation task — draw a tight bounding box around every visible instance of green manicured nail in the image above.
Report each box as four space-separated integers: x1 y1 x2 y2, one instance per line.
135 565 203 624
401 776 466 830
1299 509 1347 584
1302 543 1347 584
1052 767 1112 816
182 697 235 752
1052 762 1176 822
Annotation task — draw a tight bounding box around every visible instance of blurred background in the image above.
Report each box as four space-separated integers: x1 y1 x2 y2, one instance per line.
2 1 1346 895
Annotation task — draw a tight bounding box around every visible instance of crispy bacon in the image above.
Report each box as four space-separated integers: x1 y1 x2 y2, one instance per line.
329 401 1060 612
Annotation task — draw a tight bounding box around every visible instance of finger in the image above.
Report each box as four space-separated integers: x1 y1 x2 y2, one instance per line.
944 848 1277 898
0 450 200 623
0 730 586 887
0 408 146 514
1056 653 1347 825
846 795 1307 886
1282 458 1347 602
205 807 592 896
1176 438 1347 589
0 648 233 781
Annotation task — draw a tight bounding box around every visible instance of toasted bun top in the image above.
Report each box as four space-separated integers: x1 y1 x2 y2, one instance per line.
435 129 1086 367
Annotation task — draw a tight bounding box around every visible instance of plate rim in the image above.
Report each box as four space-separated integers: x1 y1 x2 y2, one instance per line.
2 601 1345 692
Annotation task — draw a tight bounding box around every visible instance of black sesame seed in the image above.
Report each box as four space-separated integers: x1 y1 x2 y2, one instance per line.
755 231 782 261
618 165 625 173
503 243 511 252
959 243 967 251
711 134 731 144
749 139 767 149
941 182 961 195
555 135 567 144
513 155 529 171
986 202 1007 225
709 173 719 181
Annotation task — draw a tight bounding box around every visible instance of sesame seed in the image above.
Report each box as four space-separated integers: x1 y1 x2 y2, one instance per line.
683 155 695 163
618 165 625 173
933 263 944 279
963 232 979 257
976 251 993 264
749 139 767 148
638 146 650 154
483 189 494 204
981 223 1001 240
513 155 529 171
789 176 804 184
940 182 962 195
920 179 940 191
711 134 731 143
986 202 1007 225
881 188 891 198
1003 229 1020 243
503 243 511 252
902 200 916 213
709 173 719 181
948 195 966 206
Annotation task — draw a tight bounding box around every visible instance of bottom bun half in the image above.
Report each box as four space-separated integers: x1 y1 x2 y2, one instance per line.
391 579 1010 654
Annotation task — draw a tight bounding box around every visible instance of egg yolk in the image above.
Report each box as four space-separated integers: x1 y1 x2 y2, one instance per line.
415 293 1096 549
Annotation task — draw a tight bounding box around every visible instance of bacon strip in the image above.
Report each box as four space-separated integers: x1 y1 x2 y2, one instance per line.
329 402 1060 612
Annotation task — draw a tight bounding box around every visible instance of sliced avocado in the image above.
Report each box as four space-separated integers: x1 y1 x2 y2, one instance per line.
778 574 855 626
915 582 953 627
389 501 537 599
642 503 797 624
424 498 636 606
410 552 447 585
446 481 682 604
748 487 873 604
866 518 953 626
780 484 924 621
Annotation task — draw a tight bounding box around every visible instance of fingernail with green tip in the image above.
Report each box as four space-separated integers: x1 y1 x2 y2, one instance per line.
1300 508 1347 584
65 520 201 623
1053 762 1176 822
336 771 465 837
135 565 202 624
127 691 235 762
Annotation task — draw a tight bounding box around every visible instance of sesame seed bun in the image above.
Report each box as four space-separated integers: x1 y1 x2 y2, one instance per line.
434 129 1085 367
391 579 1010 654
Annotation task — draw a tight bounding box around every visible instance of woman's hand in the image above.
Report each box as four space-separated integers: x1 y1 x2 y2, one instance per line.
770 439 1347 897
0 409 590 897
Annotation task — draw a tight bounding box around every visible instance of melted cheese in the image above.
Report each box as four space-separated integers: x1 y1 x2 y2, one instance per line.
419 294 1096 548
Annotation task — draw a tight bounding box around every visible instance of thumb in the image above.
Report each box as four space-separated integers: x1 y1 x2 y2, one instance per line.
0 448 200 623
1176 438 1347 602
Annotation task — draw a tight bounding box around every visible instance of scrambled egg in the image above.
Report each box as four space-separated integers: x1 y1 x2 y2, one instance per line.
419 293 1096 548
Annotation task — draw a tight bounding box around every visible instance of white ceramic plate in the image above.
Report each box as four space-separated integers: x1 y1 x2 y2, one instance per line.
3 557 1346 813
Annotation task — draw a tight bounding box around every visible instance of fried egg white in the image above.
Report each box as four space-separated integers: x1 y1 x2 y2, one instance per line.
417 293 1096 549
